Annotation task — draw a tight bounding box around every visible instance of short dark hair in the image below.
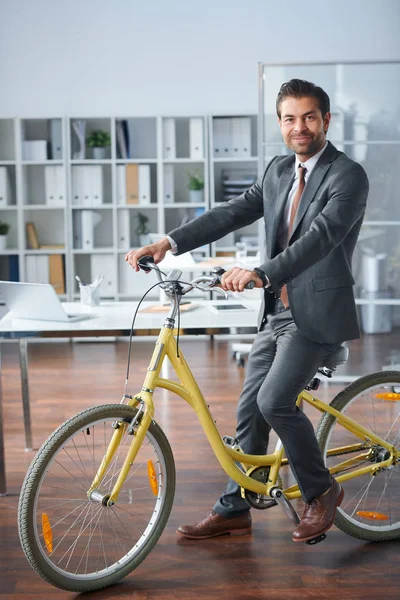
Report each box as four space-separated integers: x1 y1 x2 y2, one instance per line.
276 79 330 118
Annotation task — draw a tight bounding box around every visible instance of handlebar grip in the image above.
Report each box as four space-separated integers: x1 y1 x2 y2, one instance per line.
213 276 255 290
138 255 155 273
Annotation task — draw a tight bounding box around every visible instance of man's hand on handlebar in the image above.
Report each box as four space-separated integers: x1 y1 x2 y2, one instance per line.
125 237 172 272
221 267 263 292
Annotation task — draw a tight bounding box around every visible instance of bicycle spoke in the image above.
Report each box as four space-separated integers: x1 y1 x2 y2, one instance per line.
61 504 103 570
74 507 104 574
20 407 173 588
41 500 90 540
60 448 92 487
320 377 400 538
49 460 91 493
40 498 86 511
384 410 400 443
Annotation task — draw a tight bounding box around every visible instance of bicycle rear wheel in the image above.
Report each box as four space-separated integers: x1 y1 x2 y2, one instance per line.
316 371 400 541
18 404 175 592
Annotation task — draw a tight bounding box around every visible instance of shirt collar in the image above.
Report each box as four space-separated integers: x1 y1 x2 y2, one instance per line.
295 141 328 178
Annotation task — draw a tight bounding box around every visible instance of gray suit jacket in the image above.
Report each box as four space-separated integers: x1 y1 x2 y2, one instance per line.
168 142 369 344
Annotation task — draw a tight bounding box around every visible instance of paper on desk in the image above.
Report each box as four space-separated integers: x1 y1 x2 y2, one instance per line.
139 303 199 314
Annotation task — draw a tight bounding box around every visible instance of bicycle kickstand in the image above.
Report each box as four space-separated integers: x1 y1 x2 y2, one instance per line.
270 488 327 545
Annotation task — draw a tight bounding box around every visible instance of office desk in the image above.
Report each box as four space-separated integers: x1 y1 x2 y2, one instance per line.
0 299 259 495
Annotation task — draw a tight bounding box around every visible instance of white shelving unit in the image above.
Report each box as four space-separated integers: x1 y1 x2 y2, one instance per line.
208 114 260 258
0 115 216 302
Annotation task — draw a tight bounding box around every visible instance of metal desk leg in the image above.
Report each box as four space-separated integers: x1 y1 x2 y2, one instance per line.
0 342 7 495
19 339 33 451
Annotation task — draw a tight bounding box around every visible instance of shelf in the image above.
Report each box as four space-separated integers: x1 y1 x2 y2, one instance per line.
72 204 113 210
164 203 207 209
212 156 258 163
355 298 400 305
0 206 18 210
0 161 16 166
162 158 205 164
363 221 400 226
24 204 65 210
70 159 113 165
25 249 66 254
73 248 115 254
0 249 20 255
22 160 64 166
116 204 157 209
116 159 158 164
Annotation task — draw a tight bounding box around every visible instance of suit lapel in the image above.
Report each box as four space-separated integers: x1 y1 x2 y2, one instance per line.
268 159 294 257
289 142 337 242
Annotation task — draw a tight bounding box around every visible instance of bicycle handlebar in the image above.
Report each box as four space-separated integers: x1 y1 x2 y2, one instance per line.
137 255 256 295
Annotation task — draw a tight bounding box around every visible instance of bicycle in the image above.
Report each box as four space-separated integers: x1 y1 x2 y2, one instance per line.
18 257 400 592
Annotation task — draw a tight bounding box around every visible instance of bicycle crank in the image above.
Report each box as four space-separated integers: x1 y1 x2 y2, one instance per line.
242 466 282 509
270 488 327 545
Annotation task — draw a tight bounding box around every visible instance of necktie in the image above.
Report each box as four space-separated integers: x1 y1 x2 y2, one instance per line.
280 165 307 308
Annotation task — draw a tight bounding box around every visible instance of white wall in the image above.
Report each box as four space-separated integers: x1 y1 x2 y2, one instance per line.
0 0 399 117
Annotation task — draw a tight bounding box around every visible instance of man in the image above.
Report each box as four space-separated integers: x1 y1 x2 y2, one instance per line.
126 79 369 543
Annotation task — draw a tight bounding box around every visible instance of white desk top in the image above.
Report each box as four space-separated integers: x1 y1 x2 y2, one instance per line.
0 300 261 339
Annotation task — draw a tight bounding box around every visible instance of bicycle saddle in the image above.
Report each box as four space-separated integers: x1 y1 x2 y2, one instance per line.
322 344 349 370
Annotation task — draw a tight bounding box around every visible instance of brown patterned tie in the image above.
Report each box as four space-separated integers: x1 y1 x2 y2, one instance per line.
280 165 307 308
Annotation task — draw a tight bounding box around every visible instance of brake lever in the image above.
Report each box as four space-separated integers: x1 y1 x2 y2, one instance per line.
194 280 229 299
212 287 229 299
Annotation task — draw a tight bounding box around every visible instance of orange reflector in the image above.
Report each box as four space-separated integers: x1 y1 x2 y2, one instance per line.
356 511 389 521
147 460 158 496
376 393 400 401
42 513 53 552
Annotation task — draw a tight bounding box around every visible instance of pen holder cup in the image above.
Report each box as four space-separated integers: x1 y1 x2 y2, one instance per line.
79 284 101 308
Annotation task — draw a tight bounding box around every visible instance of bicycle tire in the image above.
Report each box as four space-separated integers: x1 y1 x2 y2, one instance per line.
316 370 400 542
18 404 175 592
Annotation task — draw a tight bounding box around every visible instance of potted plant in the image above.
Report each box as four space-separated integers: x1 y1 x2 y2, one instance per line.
135 212 150 247
0 221 10 250
86 130 111 159
187 170 204 203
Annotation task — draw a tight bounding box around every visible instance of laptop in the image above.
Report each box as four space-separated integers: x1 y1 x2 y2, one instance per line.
0 281 89 322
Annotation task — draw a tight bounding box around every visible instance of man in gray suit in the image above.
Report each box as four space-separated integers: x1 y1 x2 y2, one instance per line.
126 79 369 543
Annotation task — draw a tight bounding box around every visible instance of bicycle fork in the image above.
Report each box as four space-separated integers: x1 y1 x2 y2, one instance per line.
87 326 173 505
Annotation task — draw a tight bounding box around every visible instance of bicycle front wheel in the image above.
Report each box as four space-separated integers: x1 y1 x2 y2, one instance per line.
316 371 400 542
18 404 175 592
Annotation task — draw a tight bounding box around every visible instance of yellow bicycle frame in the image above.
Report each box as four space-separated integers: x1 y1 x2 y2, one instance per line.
88 323 399 505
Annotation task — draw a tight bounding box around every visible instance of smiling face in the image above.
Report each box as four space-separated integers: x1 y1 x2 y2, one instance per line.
278 96 331 161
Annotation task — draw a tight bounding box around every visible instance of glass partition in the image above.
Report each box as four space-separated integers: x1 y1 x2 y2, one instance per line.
258 61 400 378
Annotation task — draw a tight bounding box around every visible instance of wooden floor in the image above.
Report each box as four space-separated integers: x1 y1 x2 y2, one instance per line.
1 336 399 599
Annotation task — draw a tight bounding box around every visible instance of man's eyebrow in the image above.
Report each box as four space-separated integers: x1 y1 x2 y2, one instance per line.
282 110 318 118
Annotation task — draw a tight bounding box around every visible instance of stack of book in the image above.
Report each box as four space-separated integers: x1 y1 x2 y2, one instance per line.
219 169 257 202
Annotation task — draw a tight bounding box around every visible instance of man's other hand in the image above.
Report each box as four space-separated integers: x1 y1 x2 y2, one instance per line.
125 237 172 272
220 267 263 292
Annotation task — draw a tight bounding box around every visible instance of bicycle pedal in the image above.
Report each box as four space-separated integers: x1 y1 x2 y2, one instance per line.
306 533 327 545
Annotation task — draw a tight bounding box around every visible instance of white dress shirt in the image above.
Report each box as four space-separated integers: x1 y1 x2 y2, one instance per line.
167 141 329 287
278 141 328 250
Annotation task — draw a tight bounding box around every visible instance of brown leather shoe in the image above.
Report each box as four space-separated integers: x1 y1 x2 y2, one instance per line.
177 510 252 539
292 478 344 543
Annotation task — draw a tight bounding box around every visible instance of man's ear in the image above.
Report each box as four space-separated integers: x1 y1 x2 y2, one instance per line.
323 111 331 133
